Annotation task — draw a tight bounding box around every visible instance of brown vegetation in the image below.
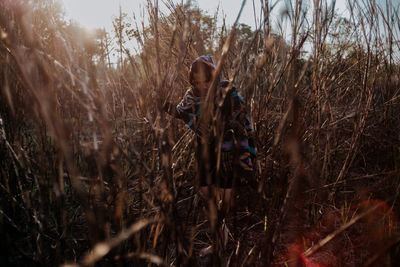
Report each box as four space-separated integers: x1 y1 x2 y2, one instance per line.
0 0 399 266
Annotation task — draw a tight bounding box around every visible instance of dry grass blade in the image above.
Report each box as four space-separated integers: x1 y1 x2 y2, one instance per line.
303 201 386 258
81 218 157 266
115 252 167 266
0 0 399 266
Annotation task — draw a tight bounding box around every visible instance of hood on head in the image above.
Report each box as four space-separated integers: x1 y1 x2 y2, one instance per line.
189 55 216 86
193 55 216 69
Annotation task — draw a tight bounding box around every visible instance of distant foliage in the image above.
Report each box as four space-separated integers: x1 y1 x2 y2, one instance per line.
0 0 399 266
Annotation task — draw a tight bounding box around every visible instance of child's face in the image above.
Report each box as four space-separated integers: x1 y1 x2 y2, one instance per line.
192 69 212 95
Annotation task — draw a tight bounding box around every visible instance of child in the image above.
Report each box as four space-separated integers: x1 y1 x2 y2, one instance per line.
165 55 256 213
165 56 256 257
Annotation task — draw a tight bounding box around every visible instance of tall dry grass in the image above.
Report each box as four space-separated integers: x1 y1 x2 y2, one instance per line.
0 0 399 266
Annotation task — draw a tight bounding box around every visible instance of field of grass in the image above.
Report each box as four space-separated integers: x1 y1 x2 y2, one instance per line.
0 0 399 266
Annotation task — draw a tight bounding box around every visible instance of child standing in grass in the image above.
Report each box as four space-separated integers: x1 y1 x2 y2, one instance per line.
164 55 256 251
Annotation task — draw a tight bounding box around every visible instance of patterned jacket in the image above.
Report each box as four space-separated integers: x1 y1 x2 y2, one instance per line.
174 80 256 173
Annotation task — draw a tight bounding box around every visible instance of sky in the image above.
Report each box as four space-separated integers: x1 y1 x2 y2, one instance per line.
60 0 351 58
62 0 262 30
59 0 399 63
60 0 349 32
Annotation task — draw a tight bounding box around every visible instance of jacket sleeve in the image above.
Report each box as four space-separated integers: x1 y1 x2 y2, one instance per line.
174 89 198 130
227 89 257 159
